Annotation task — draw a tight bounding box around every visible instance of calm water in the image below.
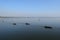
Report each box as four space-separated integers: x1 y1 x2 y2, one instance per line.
0 17 60 40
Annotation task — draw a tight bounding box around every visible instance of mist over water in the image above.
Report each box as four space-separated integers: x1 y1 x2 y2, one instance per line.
0 17 60 40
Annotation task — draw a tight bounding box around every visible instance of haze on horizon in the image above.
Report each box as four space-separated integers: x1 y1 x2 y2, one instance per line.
0 0 60 17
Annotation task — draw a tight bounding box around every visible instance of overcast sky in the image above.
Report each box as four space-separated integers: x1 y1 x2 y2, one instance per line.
0 0 60 17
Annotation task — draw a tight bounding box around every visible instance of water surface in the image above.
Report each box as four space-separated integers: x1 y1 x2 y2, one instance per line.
0 17 60 40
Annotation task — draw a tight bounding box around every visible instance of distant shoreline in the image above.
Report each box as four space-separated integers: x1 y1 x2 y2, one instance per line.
0 17 60 18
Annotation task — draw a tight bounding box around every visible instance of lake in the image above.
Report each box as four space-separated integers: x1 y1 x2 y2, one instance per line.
0 17 60 40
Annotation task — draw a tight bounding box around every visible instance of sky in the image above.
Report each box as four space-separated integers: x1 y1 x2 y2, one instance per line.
0 0 60 17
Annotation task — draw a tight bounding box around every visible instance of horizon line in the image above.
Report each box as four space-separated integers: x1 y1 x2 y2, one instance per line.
0 16 60 18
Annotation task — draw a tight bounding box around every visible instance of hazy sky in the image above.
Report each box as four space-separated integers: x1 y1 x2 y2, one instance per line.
0 0 60 17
